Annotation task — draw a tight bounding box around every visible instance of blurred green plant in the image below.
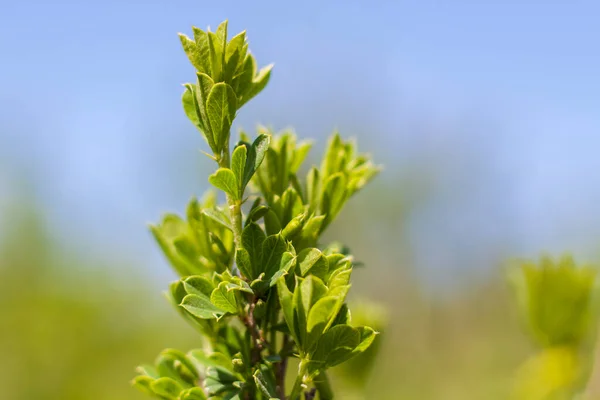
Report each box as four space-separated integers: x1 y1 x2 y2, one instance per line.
508 254 600 399
132 20 384 399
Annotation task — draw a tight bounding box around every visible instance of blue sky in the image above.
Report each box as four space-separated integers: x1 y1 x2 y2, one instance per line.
1 0 600 281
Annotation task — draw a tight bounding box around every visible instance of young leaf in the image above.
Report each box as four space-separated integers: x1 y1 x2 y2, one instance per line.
306 296 339 350
312 324 359 366
182 84 205 133
179 387 208 400
179 33 203 72
260 233 288 279
196 73 214 130
210 282 239 314
282 212 306 240
253 366 279 399
206 82 237 150
204 366 241 396
208 168 238 199
297 248 328 278
242 222 266 277
321 172 347 228
231 144 248 196
241 63 273 107
235 247 253 279
183 276 215 297
243 134 271 188
160 348 199 379
263 209 282 236
277 278 298 344
306 167 320 212
201 207 232 231
207 31 223 82
192 27 212 74
270 251 296 287
246 205 269 224
150 377 184 399
131 375 155 396
180 294 225 319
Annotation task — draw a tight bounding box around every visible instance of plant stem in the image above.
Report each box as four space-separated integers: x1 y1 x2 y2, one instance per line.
289 361 307 400
217 137 243 253
245 297 263 365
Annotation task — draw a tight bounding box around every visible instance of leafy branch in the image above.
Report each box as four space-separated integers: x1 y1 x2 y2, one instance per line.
132 20 382 400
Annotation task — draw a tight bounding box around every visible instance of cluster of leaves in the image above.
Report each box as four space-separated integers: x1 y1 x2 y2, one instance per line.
133 21 382 400
508 254 600 399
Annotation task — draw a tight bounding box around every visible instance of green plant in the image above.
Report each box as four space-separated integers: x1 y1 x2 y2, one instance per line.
508 254 600 399
132 20 381 400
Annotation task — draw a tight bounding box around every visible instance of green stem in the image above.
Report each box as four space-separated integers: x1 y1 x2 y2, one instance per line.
217 136 243 252
289 361 307 400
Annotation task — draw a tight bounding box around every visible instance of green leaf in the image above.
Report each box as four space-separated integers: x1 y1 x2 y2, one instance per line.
204 366 240 396
131 375 155 396
253 366 278 398
180 294 225 319
282 212 305 240
327 266 352 290
263 209 282 236
196 73 214 136
312 325 359 365
246 205 269 224
321 172 347 228
280 187 303 225
260 233 288 279
201 207 232 231
179 387 208 400
270 251 296 287
321 133 344 178
150 377 184 399
179 33 204 73
206 83 237 150
244 134 271 187
306 296 339 351
192 27 212 74
241 222 266 278
189 350 234 372
223 31 244 83
276 277 297 343
210 282 238 314
241 63 273 107
209 168 238 199
353 326 378 355
216 20 228 61
226 31 246 63
231 144 247 196
136 364 159 379
161 348 199 379
297 248 329 278
235 247 252 279
312 325 377 369
183 276 215 297
224 278 254 295
182 84 205 133
293 215 325 249
293 276 328 349
307 297 338 334
306 168 320 212
299 275 328 317
207 31 223 82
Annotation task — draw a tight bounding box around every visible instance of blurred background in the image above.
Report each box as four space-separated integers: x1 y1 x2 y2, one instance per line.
2 1 600 399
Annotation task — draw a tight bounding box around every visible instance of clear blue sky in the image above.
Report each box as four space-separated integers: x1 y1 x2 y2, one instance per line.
1 1 600 281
